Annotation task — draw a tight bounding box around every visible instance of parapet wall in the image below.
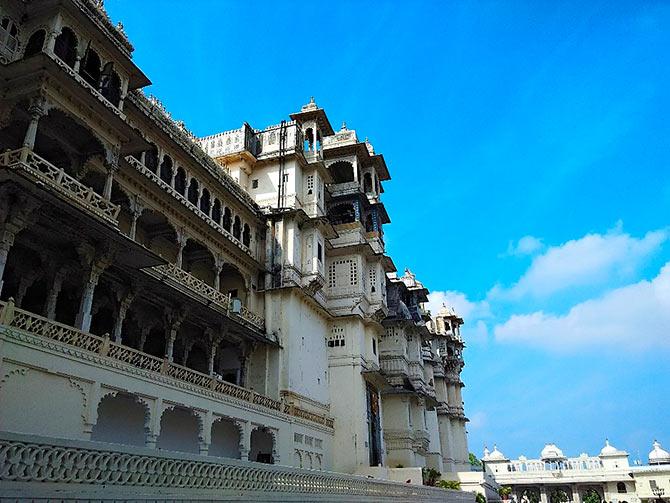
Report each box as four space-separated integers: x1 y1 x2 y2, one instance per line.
0 431 474 503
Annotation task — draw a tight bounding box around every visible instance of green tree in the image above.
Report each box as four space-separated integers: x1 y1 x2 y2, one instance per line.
476 492 487 503
438 480 462 490
583 490 601 503
498 486 513 499
550 489 569 503
469 452 483 468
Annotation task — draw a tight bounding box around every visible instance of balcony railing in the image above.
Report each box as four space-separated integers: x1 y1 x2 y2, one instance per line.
0 148 120 224
0 299 328 428
146 263 265 333
127 156 253 258
303 149 323 163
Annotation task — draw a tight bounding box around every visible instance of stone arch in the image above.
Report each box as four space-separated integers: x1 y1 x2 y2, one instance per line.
187 177 199 206
294 449 303 468
134 209 179 262
250 426 275 464
363 172 373 193
210 416 242 459
91 392 150 447
219 263 247 303
222 206 232 232
211 198 222 225
157 405 203 454
144 143 159 172
79 46 101 88
182 238 215 286
100 65 122 107
329 160 354 183
159 154 173 184
174 166 187 195
242 223 251 247
232 215 241 240
200 187 211 214
54 27 78 67
0 16 20 62
23 29 45 59
34 107 107 179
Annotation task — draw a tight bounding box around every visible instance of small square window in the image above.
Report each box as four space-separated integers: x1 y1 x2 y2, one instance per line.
251 179 259 189
283 173 289 182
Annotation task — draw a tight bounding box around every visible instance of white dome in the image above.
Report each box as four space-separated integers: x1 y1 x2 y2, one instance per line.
484 444 507 461
649 440 670 464
541 443 566 460
600 439 621 456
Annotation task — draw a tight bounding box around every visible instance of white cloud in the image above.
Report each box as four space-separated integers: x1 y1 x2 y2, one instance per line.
426 290 490 322
491 225 668 300
493 262 670 352
506 235 544 256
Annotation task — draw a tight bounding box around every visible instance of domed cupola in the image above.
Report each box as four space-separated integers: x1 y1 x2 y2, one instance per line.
484 444 508 461
541 443 566 460
599 439 621 456
649 440 670 465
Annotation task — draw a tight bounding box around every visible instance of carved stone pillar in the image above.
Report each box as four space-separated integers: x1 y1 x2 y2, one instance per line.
75 249 112 332
128 196 144 240
164 308 185 361
175 229 188 269
213 255 225 291
73 53 82 73
103 147 120 200
22 99 46 150
182 338 195 366
0 198 41 296
208 343 218 376
238 420 251 461
43 267 67 319
138 325 151 352
112 289 135 344
45 28 59 54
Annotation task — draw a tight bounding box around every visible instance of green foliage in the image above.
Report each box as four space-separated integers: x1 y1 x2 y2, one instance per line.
476 492 487 503
522 489 540 503
550 489 569 503
469 452 483 467
422 467 441 486
583 490 602 503
498 486 513 498
438 480 462 490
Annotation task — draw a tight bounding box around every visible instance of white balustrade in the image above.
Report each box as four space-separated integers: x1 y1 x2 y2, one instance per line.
0 148 120 224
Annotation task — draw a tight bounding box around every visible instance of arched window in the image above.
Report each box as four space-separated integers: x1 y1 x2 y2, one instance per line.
23 30 45 59
242 224 251 247
200 188 211 214
617 483 627 494
211 199 222 224
79 47 101 88
363 172 373 193
174 167 186 195
145 144 159 172
54 27 78 68
100 65 122 107
0 17 19 62
233 216 241 240
222 207 232 232
159 155 173 184
187 178 199 205
329 161 355 183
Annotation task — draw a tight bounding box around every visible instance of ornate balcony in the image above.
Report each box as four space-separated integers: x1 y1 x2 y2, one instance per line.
304 149 323 163
145 262 265 333
0 148 120 225
126 156 254 258
0 300 326 428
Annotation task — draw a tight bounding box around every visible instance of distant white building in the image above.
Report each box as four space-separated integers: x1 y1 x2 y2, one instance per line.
480 440 670 503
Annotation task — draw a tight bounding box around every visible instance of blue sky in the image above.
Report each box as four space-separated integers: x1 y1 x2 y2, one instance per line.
107 1 670 461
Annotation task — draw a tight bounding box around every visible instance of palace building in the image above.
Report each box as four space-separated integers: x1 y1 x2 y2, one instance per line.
0 0 473 500
480 440 670 503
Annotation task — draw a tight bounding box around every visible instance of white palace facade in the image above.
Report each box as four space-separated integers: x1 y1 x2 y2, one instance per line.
0 0 473 500
481 440 670 503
